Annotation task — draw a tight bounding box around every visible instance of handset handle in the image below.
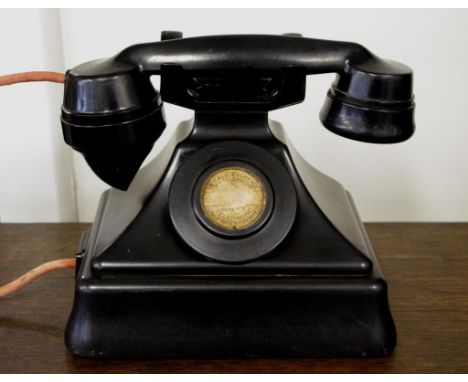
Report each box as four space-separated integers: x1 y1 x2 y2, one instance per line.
116 34 368 74
66 34 414 114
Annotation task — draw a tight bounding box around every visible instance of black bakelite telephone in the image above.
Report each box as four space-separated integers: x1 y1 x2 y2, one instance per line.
61 32 415 358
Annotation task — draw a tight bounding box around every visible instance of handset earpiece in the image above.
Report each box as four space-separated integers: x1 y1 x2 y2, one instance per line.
319 56 415 143
61 58 165 190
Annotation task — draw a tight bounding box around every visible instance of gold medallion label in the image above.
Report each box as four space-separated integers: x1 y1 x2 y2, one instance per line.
200 166 267 231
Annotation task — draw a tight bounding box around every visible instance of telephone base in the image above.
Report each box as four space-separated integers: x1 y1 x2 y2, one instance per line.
65 191 396 359
65 265 396 359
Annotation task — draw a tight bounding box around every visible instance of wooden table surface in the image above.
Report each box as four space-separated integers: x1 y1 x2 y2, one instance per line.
0 223 467 373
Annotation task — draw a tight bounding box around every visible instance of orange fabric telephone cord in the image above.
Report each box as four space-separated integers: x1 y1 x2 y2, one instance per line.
0 259 76 298
0 70 71 298
0 71 64 86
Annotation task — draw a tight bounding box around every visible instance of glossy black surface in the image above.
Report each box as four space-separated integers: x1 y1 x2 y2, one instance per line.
62 32 413 358
61 67 165 189
169 141 296 263
66 113 395 358
91 113 371 276
320 91 415 143
61 33 415 189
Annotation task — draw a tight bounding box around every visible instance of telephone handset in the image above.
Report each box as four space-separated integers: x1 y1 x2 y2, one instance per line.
61 33 414 189
62 33 415 358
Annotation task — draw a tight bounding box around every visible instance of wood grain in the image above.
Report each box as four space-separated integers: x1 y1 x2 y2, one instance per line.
0 223 467 373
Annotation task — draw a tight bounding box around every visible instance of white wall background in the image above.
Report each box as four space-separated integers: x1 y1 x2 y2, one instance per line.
0 8 467 222
0 9 76 223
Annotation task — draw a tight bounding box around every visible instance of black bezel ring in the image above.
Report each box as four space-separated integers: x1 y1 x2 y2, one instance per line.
168 141 297 264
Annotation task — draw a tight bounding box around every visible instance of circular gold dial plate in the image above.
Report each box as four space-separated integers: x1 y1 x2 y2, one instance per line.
200 166 268 231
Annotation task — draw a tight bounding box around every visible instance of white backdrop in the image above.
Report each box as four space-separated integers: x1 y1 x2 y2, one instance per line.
0 8 467 222
0 9 76 223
